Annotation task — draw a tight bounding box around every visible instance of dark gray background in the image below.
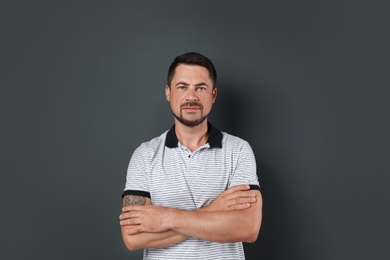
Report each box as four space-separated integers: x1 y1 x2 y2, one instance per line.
1 0 389 259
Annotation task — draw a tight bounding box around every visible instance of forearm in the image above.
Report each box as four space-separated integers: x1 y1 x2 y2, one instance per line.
169 207 261 243
167 190 262 243
121 226 187 250
122 187 263 245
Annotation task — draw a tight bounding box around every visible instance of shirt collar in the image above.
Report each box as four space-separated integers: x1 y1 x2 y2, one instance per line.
165 122 223 148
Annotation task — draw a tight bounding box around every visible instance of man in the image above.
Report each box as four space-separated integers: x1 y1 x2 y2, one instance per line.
119 52 262 260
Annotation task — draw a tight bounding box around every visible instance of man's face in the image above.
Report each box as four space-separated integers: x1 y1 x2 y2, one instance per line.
166 64 217 127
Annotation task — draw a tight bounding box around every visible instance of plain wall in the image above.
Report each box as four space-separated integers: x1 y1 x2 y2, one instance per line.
1 1 389 259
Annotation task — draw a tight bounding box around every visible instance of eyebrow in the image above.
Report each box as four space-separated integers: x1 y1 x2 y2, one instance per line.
175 81 209 87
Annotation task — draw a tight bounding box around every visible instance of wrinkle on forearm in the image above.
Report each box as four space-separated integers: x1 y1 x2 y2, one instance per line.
121 228 187 250
174 211 253 242
169 195 262 243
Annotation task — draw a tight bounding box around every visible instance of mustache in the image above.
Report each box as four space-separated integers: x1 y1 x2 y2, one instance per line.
181 101 203 109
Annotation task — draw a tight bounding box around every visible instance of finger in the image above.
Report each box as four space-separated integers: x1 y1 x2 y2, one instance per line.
235 191 256 198
126 226 143 235
119 212 130 220
225 196 256 208
234 197 257 204
225 191 255 201
119 211 139 220
120 218 141 226
119 211 142 222
122 205 145 212
122 206 133 212
237 190 256 197
231 203 251 210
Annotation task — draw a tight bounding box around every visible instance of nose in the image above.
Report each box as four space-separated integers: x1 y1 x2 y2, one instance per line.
185 87 199 101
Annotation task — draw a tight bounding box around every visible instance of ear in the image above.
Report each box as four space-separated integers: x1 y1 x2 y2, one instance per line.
165 85 171 102
212 88 217 104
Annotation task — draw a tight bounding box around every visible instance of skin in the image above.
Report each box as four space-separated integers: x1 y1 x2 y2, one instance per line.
120 185 260 250
119 64 263 250
165 64 217 151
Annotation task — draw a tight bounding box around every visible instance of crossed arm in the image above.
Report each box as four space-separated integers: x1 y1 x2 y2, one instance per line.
120 196 186 250
119 184 262 251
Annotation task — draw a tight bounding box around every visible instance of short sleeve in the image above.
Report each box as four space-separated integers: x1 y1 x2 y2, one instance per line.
228 141 260 190
122 144 150 197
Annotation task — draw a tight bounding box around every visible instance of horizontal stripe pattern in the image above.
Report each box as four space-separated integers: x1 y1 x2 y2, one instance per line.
123 128 260 260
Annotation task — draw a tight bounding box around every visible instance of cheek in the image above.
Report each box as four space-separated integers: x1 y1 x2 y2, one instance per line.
170 97 182 109
205 97 214 106
173 94 185 104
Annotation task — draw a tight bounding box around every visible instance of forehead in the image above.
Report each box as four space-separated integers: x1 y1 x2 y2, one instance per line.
172 64 212 83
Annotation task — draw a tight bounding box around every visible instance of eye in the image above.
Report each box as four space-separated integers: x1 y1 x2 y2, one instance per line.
197 87 206 91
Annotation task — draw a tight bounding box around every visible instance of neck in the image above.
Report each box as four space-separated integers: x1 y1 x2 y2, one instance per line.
174 120 209 152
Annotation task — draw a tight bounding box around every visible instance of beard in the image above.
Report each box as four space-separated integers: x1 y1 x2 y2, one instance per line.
171 101 209 127
172 112 209 127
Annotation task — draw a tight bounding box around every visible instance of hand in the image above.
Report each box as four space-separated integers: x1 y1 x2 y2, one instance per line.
119 205 173 235
200 184 257 212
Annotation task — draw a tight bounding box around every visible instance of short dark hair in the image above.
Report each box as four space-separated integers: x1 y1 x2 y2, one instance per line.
167 52 217 88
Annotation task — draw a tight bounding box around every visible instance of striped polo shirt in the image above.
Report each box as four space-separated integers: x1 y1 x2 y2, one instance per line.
123 122 260 260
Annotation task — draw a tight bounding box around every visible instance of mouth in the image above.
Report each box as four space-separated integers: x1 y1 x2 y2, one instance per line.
182 106 201 109
181 106 202 114
180 102 203 110
181 107 201 114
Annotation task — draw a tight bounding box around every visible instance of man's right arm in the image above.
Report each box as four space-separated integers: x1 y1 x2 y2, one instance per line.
120 195 187 250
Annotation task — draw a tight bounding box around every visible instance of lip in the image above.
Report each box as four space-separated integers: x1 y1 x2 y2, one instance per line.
181 107 201 112
182 106 200 109
181 107 200 111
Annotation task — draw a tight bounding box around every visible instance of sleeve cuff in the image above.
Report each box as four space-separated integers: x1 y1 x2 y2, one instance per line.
121 190 151 198
249 184 261 191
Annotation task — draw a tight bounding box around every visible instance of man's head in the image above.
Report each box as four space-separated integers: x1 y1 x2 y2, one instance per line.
165 52 217 127
167 52 217 89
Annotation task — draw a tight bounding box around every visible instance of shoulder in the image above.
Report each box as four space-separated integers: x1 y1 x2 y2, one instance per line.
222 132 251 147
135 130 168 154
221 132 255 155
128 131 168 165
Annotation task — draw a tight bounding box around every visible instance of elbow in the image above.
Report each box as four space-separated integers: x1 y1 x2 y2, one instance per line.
122 232 143 251
242 216 262 243
244 194 262 243
242 224 260 243
124 240 142 251
244 230 259 243
227 222 260 243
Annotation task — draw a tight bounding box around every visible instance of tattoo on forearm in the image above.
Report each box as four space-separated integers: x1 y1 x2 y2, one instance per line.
123 195 146 207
